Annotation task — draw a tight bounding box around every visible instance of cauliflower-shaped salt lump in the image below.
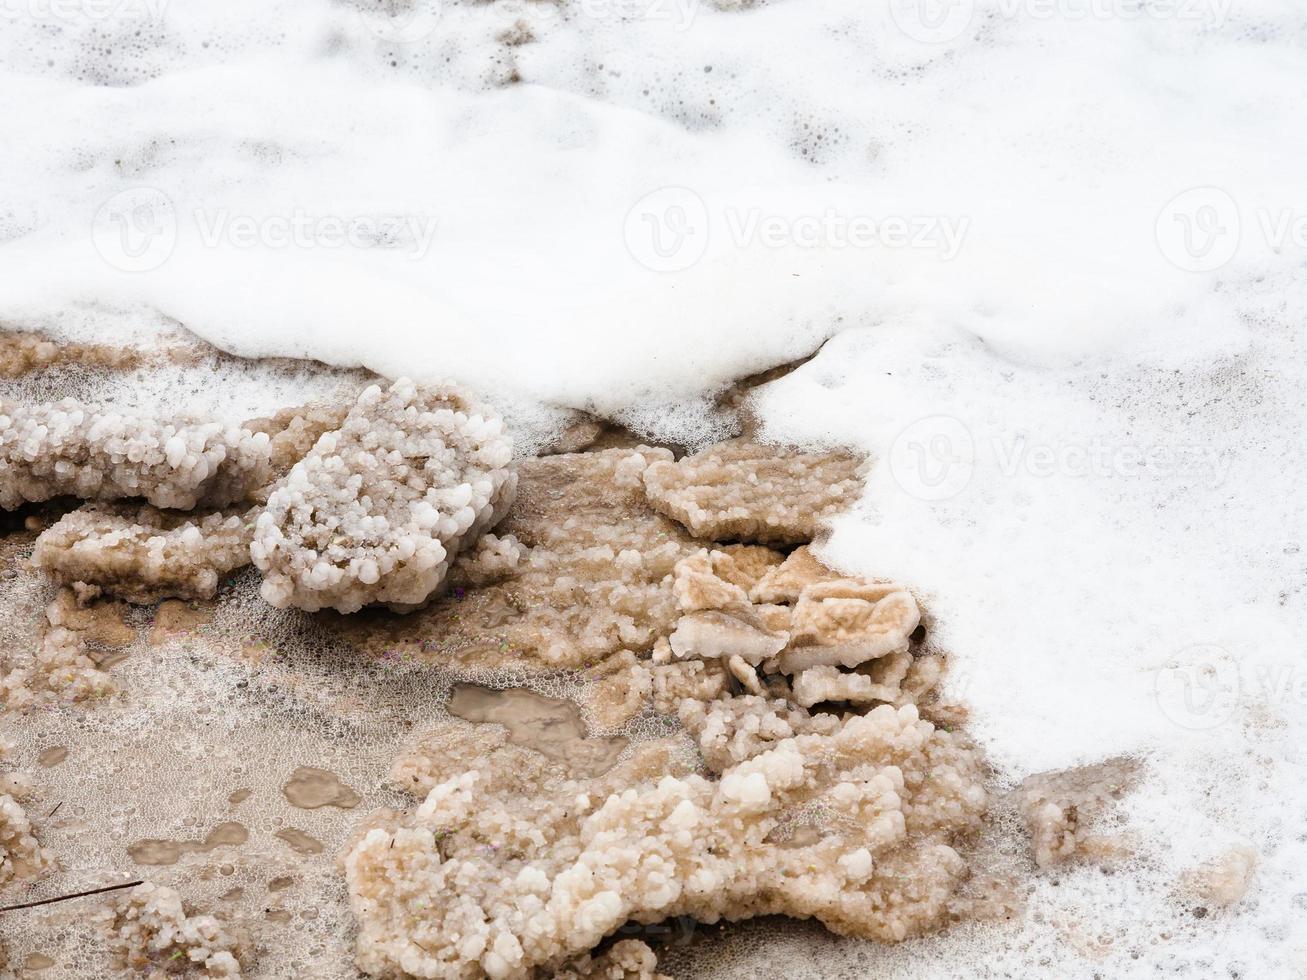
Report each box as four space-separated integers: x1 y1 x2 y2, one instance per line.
107 882 244 978
1 791 54 886
0 398 272 511
250 378 515 613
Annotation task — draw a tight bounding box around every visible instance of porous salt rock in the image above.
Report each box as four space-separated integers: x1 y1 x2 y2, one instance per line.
0 398 272 511
749 545 832 604
671 549 753 613
775 581 920 673
331 447 701 668
250 378 515 613
106 882 245 978
447 532 526 589
241 401 352 501
33 503 255 604
677 692 839 772
651 658 731 713
1177 846 1258 908
345 700 986 978
0 330 143 377
1 599 118 711
791 653 915 708
0 792 54 886
0 750 54 889
584 650 654 729
668 610 789 665
642 440 865 545
1016 758 1140 869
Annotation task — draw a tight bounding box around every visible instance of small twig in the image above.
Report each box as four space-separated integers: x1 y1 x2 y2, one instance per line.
46 801 63 818
1 879 143 912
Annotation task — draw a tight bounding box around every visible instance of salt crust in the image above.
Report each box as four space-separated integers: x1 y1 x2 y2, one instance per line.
250 378 516 613
0 791 53 887
1016 758 1140 869
334 446 702 670
107 882 244 978
663 545 923 707
348 695 985 978
642 440 865 546
348 542 985 978
0 330 143 377
0 397 273 511
0 741 54 888
0 591 120 710
33 503 255 603
18 399 346 605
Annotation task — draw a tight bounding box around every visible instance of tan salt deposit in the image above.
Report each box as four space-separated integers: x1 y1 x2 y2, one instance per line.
1 593 121 710
33 504 255 604
0 745 54 887
0 398 273 511
1176 846 1258 909
106 882 244 977
345 545 987 978
642 440 866 545
331 446 702 671
1016 758 1140 869
0 364 1005 979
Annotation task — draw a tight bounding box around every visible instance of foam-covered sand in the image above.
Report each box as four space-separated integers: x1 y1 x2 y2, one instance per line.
1 0 1305 977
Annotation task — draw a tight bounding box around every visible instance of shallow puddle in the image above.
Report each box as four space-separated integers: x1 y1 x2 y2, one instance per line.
447 684 627 777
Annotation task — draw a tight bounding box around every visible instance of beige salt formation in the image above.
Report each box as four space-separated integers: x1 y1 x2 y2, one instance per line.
0 741 55 887
0 398 273 511
1176 846 1258 908
0 591 124 710
332 446 703 670
661 545 930 712
33 503 255 604
250 379 515 613
106 882 245 978
0 792 53 886
0 330 144 377
347 697 985 978
1016 758 1140 869
241 400 352 501
642 440 866 545
346 541 985 978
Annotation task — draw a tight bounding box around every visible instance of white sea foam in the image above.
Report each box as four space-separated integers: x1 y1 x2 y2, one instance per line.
1 0 1305 975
